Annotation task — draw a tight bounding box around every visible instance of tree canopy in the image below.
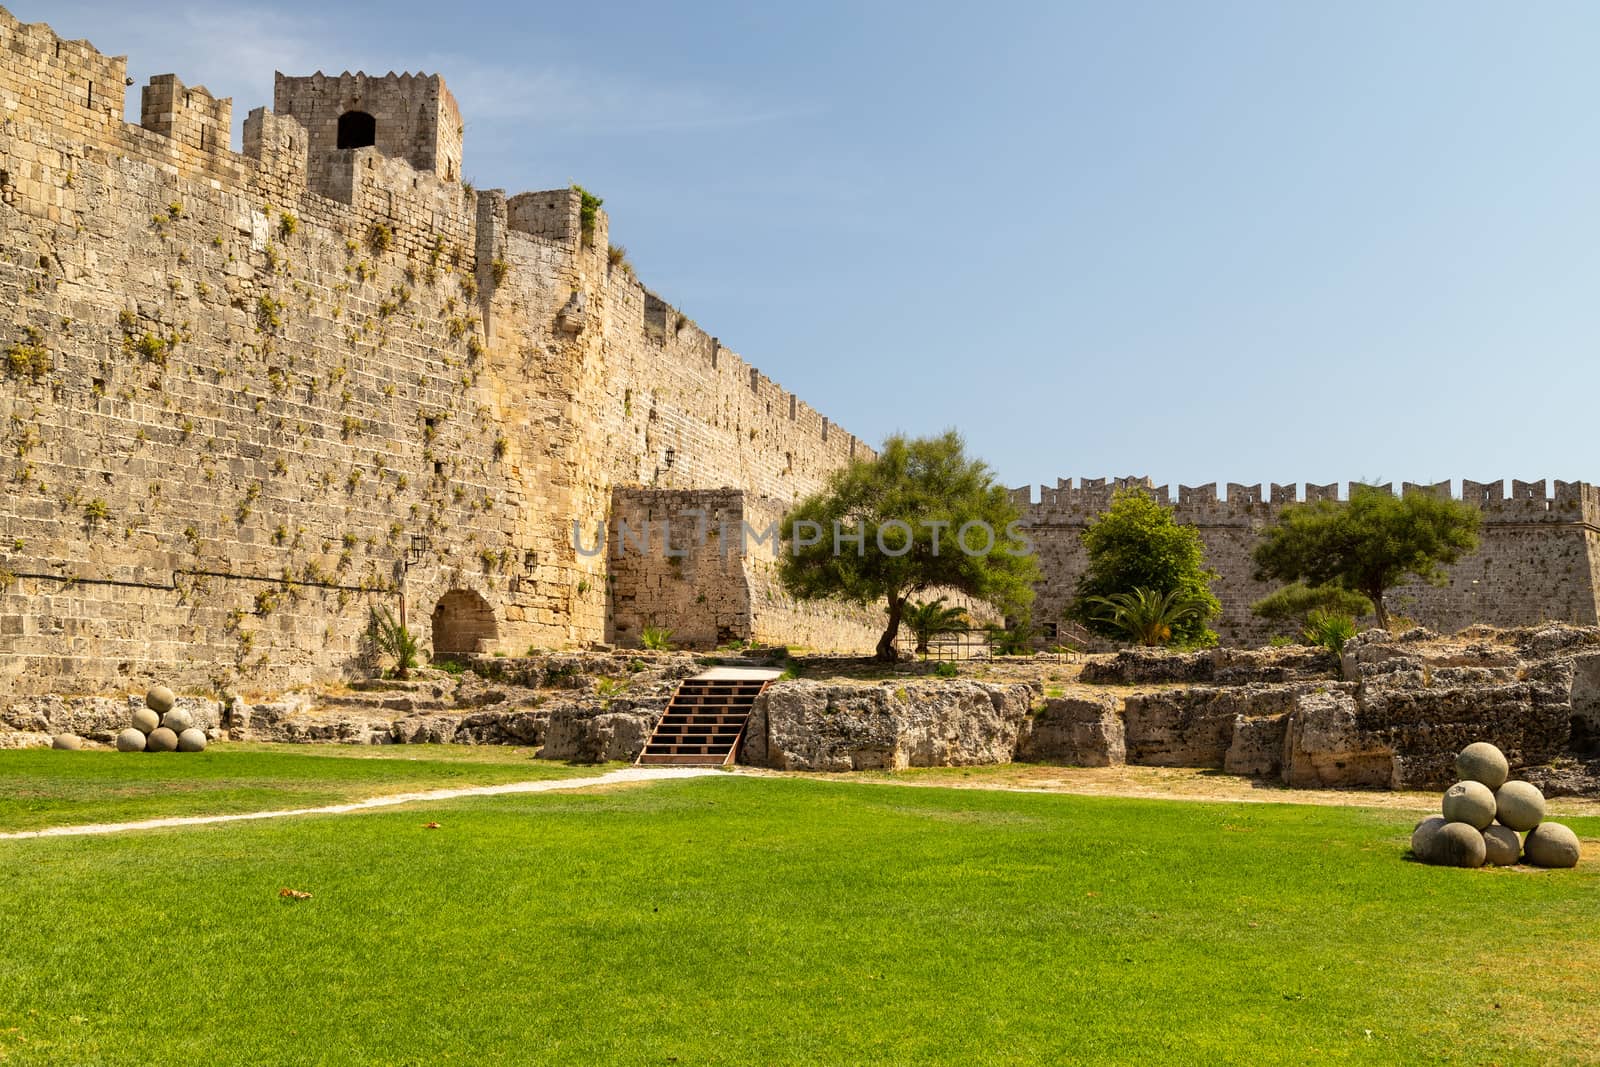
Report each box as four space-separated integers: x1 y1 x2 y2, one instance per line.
1070 488 1221 646
778 432 1038 661
1252 487 1481 630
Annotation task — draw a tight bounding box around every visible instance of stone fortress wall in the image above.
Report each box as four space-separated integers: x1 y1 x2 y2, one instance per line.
1014 477 1600 645
4 5 1599 704
0 6 877 699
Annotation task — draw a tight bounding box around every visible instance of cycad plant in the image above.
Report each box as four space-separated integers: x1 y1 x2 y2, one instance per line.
1083 587 1210 647
902 597 969 654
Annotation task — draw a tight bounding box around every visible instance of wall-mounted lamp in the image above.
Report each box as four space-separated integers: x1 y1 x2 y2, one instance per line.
522 549 538 574
663 446 676 469
408 533 431 566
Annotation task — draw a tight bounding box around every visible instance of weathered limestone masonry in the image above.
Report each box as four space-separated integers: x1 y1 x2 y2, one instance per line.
0 8 876 699
605 488 884 650
1016 477 1600 646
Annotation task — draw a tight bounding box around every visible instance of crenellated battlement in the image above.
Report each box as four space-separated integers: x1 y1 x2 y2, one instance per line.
1020 475 1600 649
1013 477 1600 525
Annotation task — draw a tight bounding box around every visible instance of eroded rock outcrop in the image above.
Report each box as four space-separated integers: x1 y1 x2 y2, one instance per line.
752 681 1033 772
1015 693 1125 766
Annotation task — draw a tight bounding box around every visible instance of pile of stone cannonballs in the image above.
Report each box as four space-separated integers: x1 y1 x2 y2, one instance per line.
1412 742 1580 869
113 686 208 754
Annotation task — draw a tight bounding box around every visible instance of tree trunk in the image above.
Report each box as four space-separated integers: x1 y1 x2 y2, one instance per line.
1371 590 1390 631
876 595 906 662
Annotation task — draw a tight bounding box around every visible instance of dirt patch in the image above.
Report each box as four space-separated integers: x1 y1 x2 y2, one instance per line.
770 762 1600 816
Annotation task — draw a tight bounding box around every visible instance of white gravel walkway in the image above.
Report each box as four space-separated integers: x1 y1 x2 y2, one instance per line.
0 765 724 841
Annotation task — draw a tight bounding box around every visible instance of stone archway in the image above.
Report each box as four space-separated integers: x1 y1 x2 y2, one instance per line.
337 110 376 149
431 589 498 655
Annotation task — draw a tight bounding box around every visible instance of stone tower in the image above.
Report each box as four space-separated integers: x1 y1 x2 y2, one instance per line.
272 70 463 182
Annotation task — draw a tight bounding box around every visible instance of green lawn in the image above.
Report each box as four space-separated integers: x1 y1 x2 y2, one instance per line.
1 773 1596 1064
0 744 605 831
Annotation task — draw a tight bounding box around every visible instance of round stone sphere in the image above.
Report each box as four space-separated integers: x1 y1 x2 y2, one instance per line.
131 707 161 735
1411 816 1447 862
1481 825 1522 867
51 734 84 751
176 728 208 753
146 726 179 753
145 686 176 715
115 728 147 753
1433 821 1488 868
160 708 194 734
1442 780 1497 830
1524 822 1582 869
1456 742 1510 790
1495 780 1547 832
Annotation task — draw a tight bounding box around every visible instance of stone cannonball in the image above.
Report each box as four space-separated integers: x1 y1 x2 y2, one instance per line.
1481 825 1522 867
145 686 176 715
1495 780 1547 833
161 708 194 734
131 707 161 735
1524 823 1582 869
115 728 147 753
176 728 208 753
1442 781 1497 830
1432 822 1488 868
146 727 179 753
1411 816 1447 862
1455 742 1510 790
51 734 84 751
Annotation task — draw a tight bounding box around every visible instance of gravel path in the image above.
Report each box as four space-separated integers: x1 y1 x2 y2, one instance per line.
0 766 723 840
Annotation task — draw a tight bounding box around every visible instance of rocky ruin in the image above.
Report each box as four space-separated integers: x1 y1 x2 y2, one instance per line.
9 624 1598 795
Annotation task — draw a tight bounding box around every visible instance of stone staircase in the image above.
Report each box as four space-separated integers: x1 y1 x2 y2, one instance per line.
636 671 776 766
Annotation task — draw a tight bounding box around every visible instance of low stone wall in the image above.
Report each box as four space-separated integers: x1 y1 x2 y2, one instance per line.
745 680 1034 772
1121 684 1347 771
1015 694 1124 766
1079 647 1338 686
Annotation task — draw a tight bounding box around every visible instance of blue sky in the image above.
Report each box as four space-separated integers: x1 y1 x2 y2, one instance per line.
34 1 1600 492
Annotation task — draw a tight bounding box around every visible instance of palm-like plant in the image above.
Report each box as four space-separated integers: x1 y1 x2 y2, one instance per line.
368 605 421 679
902 597 969 654
1302 609 1358 656
1083 587 1210 647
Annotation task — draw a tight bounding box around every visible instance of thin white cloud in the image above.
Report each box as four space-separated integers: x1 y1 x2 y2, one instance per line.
434 59 816 134
39 1 805 137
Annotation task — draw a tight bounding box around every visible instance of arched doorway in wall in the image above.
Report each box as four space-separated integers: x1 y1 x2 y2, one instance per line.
337 110 377 149
431 589 498 655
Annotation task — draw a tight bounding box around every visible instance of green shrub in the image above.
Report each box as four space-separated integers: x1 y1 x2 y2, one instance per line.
1252 582 1372 626
1303 611 1357 657
641 625 673 651
572 184 602 245
5 327 50 380
986 619 1036 656
932 661 959 678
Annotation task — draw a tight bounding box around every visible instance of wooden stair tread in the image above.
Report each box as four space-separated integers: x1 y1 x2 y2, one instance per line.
637 675 773 767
